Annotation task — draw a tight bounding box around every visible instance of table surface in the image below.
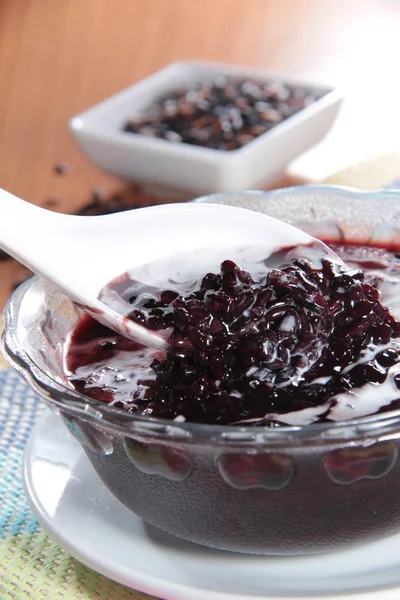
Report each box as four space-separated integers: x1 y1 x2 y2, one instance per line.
1 0 400 310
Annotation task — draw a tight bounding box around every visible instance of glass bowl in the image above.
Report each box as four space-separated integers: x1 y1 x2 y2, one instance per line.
4 184 400 556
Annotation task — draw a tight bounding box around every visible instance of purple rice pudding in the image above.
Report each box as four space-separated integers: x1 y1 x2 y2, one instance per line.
67 243 400 427
63 240 400 554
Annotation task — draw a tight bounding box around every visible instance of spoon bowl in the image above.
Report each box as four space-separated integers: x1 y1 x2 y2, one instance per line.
0 188 342 348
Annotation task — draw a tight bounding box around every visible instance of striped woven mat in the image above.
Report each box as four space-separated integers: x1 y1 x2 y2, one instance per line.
0 325 155 599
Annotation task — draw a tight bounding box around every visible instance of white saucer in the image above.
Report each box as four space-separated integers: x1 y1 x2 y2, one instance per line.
23 409 400 600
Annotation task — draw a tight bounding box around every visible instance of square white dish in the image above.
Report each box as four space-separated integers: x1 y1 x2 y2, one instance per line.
69 61 343 197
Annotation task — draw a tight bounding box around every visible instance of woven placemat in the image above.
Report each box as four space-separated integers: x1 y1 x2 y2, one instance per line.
0 343 156 599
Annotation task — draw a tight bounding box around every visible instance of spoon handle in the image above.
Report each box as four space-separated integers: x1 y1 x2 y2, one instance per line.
0 188 168 349
0 188 65 270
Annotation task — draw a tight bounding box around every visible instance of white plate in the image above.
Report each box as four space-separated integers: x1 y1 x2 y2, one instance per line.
24 409 400 600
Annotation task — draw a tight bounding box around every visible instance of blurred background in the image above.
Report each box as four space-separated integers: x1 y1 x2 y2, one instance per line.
1 0 400 306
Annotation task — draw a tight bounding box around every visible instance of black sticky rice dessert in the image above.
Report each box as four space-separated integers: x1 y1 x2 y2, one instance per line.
67 243 400 427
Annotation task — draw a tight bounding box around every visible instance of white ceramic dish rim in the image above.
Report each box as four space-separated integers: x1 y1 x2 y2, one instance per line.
69 60 343 159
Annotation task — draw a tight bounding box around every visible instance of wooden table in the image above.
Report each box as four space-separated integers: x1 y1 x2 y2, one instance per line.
1 0 400 309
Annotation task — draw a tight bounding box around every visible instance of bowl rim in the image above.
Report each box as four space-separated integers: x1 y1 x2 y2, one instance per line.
194 183 400 204
5 184 400 448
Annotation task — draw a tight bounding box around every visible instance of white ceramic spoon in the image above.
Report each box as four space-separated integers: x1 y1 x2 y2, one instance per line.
0 188 341 349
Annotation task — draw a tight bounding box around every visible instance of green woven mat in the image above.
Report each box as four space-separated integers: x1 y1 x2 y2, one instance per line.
0 366 157 600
